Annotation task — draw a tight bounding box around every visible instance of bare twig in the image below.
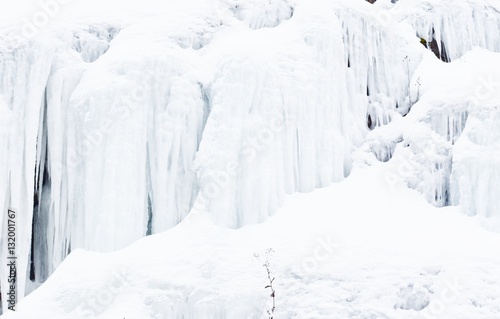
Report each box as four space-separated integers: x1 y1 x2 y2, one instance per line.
255 248 276 319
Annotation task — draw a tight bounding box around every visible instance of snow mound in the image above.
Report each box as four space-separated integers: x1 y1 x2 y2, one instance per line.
2 167 500 319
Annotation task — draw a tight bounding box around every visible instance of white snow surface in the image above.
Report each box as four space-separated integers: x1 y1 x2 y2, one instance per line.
3 165 500 319
0 0 500 317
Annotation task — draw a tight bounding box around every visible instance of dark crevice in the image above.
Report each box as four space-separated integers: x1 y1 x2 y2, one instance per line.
145 142 154 236
419 29 450 62
429 38 449 62
146 195 153 236
31 89 51 284
444 189 450 206
289 6 295 19
367 114 374 130
30 156 50 282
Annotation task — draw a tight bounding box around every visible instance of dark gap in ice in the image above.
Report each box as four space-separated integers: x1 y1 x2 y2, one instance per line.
420 29 450 62
367 114 374 130
146 194 153 236
428 38 450 62
146 142 154 236
31 89 51 284
30 202 37 281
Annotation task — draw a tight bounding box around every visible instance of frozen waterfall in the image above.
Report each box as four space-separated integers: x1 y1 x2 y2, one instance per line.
1 0 500 309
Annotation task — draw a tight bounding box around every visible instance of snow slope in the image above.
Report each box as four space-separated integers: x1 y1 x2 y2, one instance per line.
1 0 500 314
3 164 500 319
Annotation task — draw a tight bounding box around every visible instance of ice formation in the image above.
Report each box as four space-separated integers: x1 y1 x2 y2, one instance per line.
0 0 500 311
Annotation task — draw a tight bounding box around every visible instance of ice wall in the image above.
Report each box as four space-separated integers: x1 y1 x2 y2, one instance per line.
363 0 500 211
395 0 500 61
0 39 55 306
451 111 500 231
376 49 500 221
194 0 420 226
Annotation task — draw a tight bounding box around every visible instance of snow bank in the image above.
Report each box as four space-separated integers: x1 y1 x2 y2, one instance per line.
3 166 500 319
